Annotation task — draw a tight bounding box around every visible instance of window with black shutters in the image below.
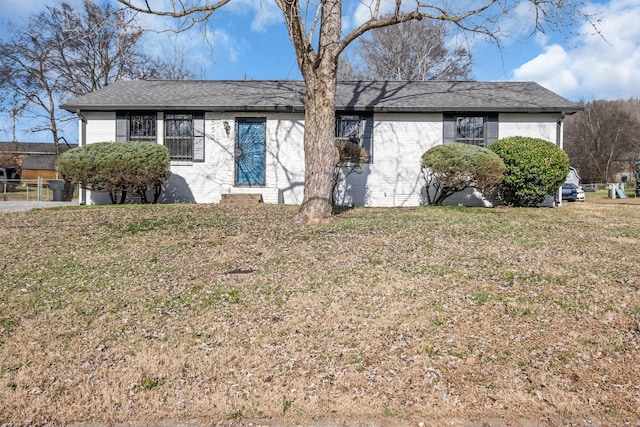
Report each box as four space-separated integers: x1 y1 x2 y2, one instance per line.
443 113 498 147
129 113 156 142
165 113 194 161
161 113 205 162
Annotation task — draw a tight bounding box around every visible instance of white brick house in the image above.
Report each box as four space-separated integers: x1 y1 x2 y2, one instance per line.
61 80 582 207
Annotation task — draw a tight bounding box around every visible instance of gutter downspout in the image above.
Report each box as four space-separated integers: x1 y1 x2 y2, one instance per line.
556 111 566 207
77 109 87 205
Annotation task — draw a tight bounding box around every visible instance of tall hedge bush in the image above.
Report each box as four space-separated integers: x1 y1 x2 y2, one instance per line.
489 136 569 207
421 142 505 206
56 142 171 204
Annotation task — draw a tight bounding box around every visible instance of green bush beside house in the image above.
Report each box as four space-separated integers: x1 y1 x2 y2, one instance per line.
489 137 570 207
56 142 171 204
421 143 505 206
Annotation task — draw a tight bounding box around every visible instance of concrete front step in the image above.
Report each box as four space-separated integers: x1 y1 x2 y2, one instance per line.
220 193 264 205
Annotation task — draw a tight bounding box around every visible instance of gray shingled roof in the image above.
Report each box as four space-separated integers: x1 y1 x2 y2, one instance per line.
60 80 582 114
22 154 57 170
0 142 77 154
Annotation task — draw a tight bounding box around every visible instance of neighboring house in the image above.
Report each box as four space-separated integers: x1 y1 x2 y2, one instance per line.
21 155 60 182
60 80 582 207
0 141 77 183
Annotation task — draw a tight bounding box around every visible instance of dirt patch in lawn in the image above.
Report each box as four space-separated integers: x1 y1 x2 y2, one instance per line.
0 203 638 425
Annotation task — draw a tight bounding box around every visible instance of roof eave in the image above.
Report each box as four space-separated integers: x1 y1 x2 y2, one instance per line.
339 106 583 114
61 104 307 113
62 102 583 115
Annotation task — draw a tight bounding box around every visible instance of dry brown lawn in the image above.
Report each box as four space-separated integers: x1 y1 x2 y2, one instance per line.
0 201 639 425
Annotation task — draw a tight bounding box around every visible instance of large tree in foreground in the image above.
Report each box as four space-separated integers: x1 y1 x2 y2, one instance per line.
116 0 594 224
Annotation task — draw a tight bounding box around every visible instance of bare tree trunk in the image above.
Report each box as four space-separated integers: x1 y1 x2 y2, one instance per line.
47 101 61 161
295 69 339 223
283 0 342 224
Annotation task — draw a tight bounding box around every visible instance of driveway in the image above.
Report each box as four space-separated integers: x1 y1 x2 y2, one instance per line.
0 201 77 213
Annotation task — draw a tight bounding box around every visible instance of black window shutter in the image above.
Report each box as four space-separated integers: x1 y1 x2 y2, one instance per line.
443 113 455 144
361 114 373 163
486 114 499 145
193 113 205 162
116 112 128 142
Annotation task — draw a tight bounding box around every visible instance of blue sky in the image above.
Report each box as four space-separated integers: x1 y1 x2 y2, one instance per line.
1 0 640 143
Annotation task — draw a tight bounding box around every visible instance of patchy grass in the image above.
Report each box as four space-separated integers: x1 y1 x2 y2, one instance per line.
0 202 639 425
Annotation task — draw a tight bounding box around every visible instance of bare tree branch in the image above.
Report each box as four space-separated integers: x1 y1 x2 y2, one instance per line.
338 1 499 56
343 20 472 81
116 0 232 32
0 0 192 151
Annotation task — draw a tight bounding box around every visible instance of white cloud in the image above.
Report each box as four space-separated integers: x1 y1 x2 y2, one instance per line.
245 0 282 32
118 0 282 33
341 14 351 35
212 30 242 63
123 1 255 74
0 0 84 22
347 0 543 52
499 1 539 41
512 0 640 100
513 44 580 95
213 0 282 32
353 0 389 26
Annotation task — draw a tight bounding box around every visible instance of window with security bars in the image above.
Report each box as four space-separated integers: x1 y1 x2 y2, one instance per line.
455 116 485 146
335 115 362 142
335 113 374 163
443 113 498 146
129 113 156 142
165 113 194 161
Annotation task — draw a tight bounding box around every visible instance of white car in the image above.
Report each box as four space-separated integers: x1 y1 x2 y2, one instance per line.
576 186 585 202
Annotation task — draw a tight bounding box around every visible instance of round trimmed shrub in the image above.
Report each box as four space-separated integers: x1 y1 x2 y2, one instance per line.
56 141 171 204
421 142 505 206
489 136 569 207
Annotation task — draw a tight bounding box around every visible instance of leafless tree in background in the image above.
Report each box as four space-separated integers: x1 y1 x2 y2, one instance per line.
343 20 472 81
564 99 640 183
0 0 194 155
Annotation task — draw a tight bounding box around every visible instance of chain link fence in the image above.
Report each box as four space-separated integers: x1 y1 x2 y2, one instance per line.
1 178 76 202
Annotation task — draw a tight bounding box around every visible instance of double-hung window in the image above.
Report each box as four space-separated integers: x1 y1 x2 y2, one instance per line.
335 113 373 163
116 112 156 143
164 113 205 162
129 113 156 142
165 113 195 161
443 113 498 147
336 114 362 142
455 116 485 146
